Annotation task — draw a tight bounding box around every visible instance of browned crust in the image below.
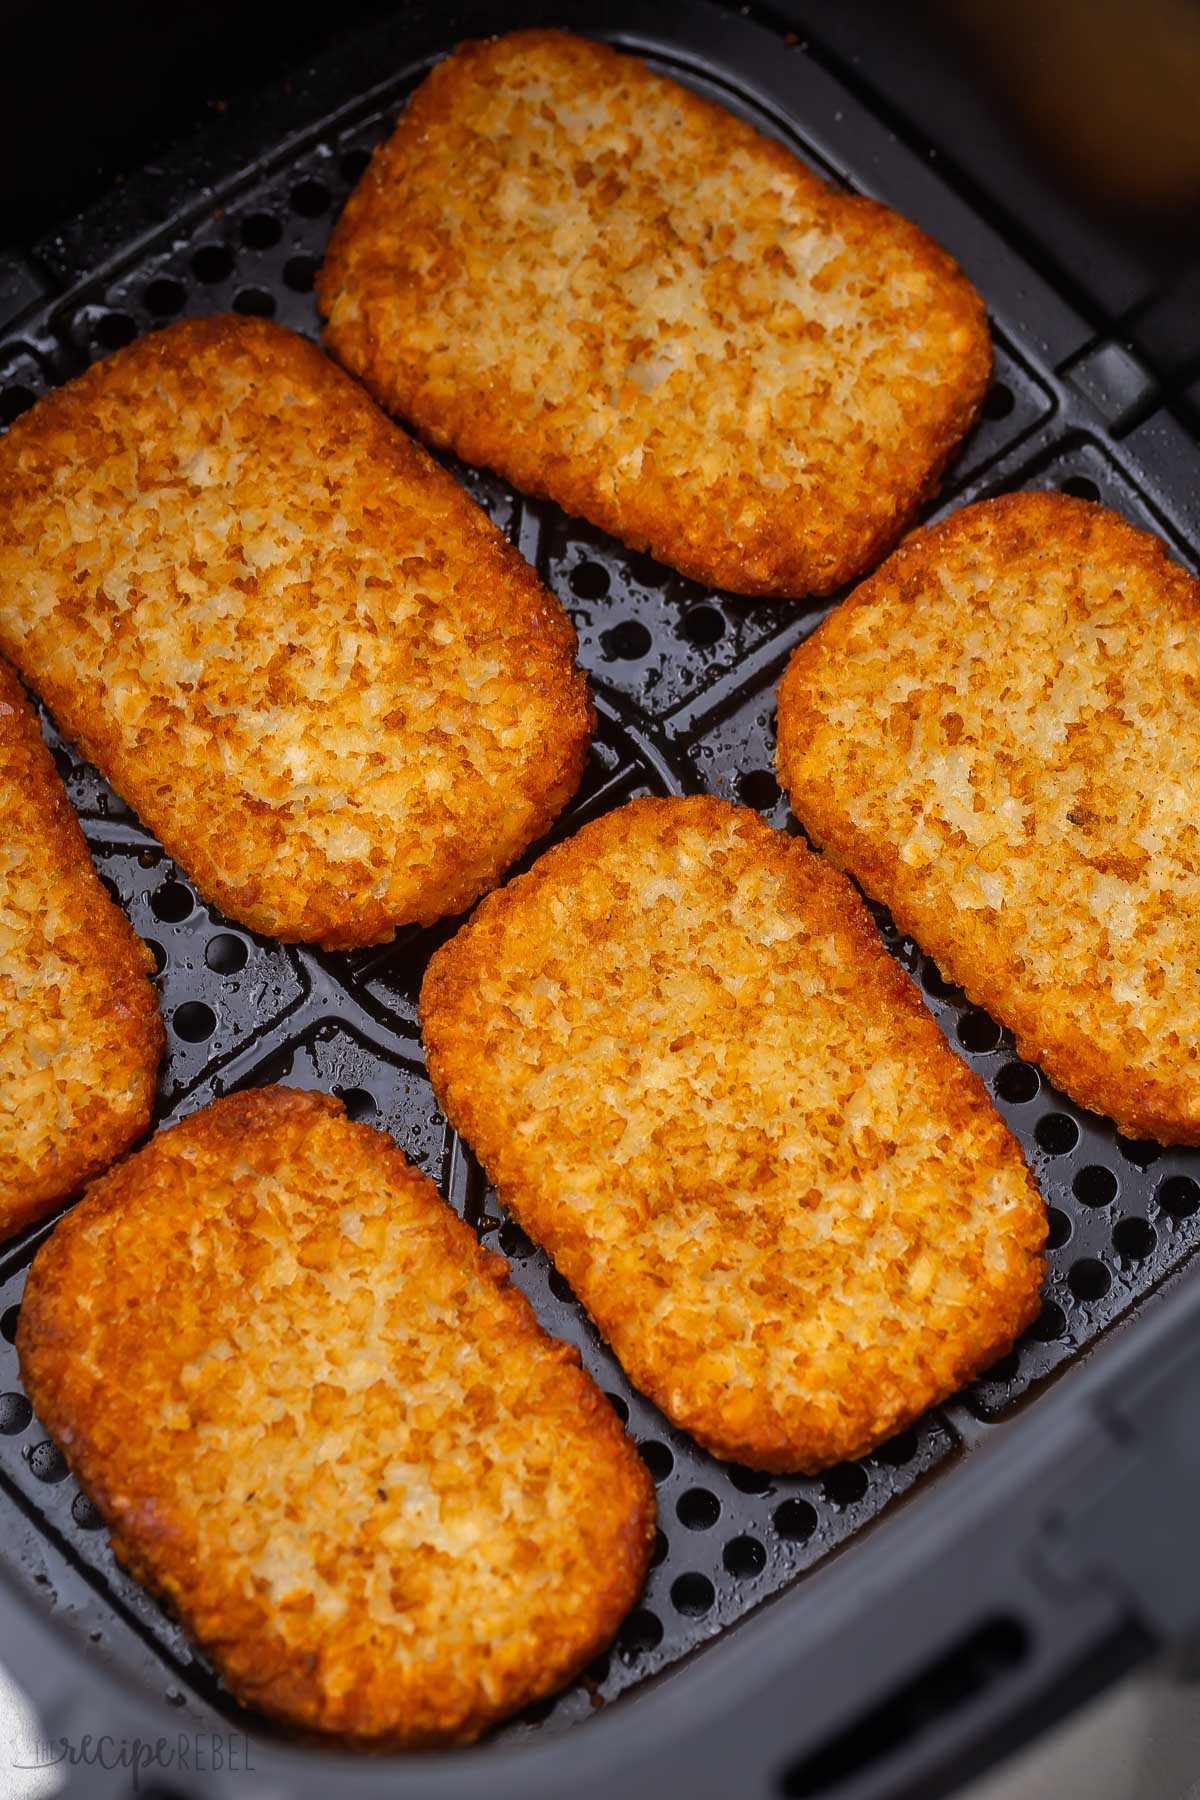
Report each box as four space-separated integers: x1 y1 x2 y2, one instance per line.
17 1087 654 1745
318 29 991 599
0 315 593 948
777 491 1200 1142
420 795 1045 1471
0 659 162 1237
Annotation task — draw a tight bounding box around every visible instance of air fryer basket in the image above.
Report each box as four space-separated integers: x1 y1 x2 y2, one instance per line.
3 3 1200 1797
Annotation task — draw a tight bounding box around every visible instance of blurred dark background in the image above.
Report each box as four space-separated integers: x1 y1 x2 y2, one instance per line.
3 0 1199 403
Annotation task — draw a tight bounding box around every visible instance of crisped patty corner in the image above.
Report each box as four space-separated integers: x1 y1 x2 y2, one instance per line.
17 1088 653 1745
0 315 593 949
319 29 990 599
420 796 1045 1472
0 659 161 1238
776 491 1200 1144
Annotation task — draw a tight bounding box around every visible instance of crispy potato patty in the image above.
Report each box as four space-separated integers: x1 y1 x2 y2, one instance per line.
0 316 592 947
17 1088 653 1744
0 659 160 1238
777 492 1200 1142
318 29 990 598
420 797 1044 1470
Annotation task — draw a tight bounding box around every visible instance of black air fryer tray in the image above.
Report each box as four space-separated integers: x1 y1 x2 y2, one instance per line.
4 4 1200 1798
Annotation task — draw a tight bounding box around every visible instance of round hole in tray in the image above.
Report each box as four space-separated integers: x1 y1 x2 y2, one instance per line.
921 960 960 1000
958 1010 1001 1053
94 311 137 350
728 1463 772 1495
547 1269 575 1304
99 875 121 905
1061 476 1101 502
604 1391 629 1425
618 1608 664 1657
0 1306 19 1345
1068 1257 1112 1303
980 1349 1020 1385
676 1487 720 1530
191 243 234 284
1029 1299 1066 1342
142 938 166 976
27 1441 68 1483
1118 1138 1161 1169
1073 1165 1118 1208
628 549 669 588
650 1528 668 1568
601 620 652 661
240 211 282 249
682 604 726 646
772 1498 817 1543
144 276 185 317
205 933 247 974
150 880 193 923
1035 1113 1079 1156
0 386 35 427
822 1462 868 1507
738 769 780 811
0 1394 31 1436
569 558 610 601
982 381 1015 420
1157 1175 1200 1219
233 287 275 318
283 255 318 294
1045 1206 1072 1250
173 1001 216 1044
334 1085 376 1122
71 1492 104 1531
340 146 372 183
639 1440 673 1484
994 1062 1039 1104
291 177 331 217
875 1428 918 1468
1113 1216 1156 1262
498 1220 531 1258
671 1572 715 1617
723 1534 766 1577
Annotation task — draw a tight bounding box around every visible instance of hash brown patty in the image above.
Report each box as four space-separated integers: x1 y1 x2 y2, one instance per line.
420 796 1044 1471
17 1088 654 1745
0 316 592 948
776 492 1200 1143
318 29 991 599
0 659 161 1239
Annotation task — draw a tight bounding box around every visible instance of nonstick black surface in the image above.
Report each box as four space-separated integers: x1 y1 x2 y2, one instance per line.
1 0 1199 1753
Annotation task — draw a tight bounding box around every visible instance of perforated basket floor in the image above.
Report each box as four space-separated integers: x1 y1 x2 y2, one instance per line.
2 0 1200 1757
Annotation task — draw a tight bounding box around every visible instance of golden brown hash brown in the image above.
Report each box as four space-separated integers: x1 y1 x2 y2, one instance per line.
318 29 991 599
776 492 1200 1144
17 1088 653 1745
0 659 161 1239
420 796 1044 1472
0 316 592 949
